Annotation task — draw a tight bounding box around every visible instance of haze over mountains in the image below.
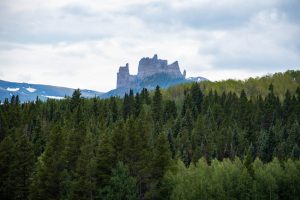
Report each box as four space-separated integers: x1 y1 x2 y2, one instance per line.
0 55 207 102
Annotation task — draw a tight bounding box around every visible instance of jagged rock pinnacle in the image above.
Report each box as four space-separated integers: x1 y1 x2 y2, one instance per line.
116 54 186 89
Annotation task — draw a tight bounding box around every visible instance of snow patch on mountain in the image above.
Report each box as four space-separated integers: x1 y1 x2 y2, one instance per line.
7 87 19 92
42 95 65 100
26 87 37 92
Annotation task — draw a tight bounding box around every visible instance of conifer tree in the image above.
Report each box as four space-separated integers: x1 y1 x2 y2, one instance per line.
69 132 97 200
103 162 137 200
134 92 142 117
30 126 67 200
152 86 163 122
152 86 163 133
95 132 114 188
0 136 15 200
190 82 203 113
147 133 172 199
12 133 35 200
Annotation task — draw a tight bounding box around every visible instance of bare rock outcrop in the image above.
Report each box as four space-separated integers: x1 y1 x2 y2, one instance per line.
116 54 186 89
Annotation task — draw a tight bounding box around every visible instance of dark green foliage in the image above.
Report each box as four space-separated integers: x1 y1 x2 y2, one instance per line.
102 162 137 200
69 132 97 200
0 133 34 200
0 136 15 200
152 85 163 133
152 85 163 121
30 126 67 200
123 90 135 119
0 71 299 199
95 132 114 188
12 133 35 200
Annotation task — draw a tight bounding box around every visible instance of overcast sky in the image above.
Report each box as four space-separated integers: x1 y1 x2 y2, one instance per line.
0 0 299 92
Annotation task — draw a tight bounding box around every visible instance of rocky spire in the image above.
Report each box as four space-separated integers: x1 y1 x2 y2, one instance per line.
117 63 130 88
116 55 186 89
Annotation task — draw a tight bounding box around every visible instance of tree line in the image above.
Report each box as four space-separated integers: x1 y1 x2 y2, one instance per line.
0 76 300 199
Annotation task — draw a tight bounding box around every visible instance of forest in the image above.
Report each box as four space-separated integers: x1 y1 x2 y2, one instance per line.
0 70 300 200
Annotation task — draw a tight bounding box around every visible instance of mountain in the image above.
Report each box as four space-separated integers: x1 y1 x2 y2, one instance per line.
102 54 208 98
0 80 103 103
1 55 208 101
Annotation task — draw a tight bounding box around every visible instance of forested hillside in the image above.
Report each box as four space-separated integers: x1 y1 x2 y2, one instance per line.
0 70 300 199
164 70 300 102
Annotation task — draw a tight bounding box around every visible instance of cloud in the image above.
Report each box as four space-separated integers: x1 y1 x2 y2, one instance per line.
0 0 299 91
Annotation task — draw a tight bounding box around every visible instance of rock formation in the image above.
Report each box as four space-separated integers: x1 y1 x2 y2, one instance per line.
116 54 186 89
117 63 130 88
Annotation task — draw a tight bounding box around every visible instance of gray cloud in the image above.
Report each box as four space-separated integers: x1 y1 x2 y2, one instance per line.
0 0 299 91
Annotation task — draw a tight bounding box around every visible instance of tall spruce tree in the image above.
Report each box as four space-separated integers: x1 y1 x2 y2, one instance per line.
30 126 67 200
69 132 97 200
152 86 163 133
12 133 35 200
103 162 138 200
0 136 15 200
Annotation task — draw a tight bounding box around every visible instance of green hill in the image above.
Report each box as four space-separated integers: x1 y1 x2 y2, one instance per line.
163 70 300 102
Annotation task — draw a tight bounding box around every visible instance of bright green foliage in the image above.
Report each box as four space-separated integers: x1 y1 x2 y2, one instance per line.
166 157 300 200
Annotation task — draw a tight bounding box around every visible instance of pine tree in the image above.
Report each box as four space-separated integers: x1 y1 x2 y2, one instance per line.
283 90 293 123
123 116 152 199
152 86 163 133
70 89 82 112
95 132 114 188
109 96 119 123
134 92 142 117
0 136 15 200
263 84 280 130
30 126 67 200
140 88 151 105
243 151 254 177
163 100 177 122
190 82 203 113
69 132 97 200
123 93 131 119
147 132 172 199
12 133 35 200
239 90 250 129
152 86 163 122
103 162 137 200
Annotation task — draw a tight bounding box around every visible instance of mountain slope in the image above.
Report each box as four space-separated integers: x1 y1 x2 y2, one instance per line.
102 73 208 98
162 70 300 102
0 80 103 102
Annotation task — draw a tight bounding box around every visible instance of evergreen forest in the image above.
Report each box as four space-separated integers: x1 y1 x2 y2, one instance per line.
1 70 300 200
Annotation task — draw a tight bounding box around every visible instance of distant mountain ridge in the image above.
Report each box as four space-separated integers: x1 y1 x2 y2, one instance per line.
0 55 208 101
102 54 208 98
0 80 103 102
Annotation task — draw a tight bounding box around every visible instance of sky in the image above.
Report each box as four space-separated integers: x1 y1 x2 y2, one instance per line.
0 0 299 92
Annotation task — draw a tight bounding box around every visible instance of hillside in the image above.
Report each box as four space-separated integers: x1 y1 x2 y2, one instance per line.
163 70 300 102
1 71 299 199
0 80 103 102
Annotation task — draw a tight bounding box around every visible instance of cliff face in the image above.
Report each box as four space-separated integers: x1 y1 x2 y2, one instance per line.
116 54 186 89
117 63 130 88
